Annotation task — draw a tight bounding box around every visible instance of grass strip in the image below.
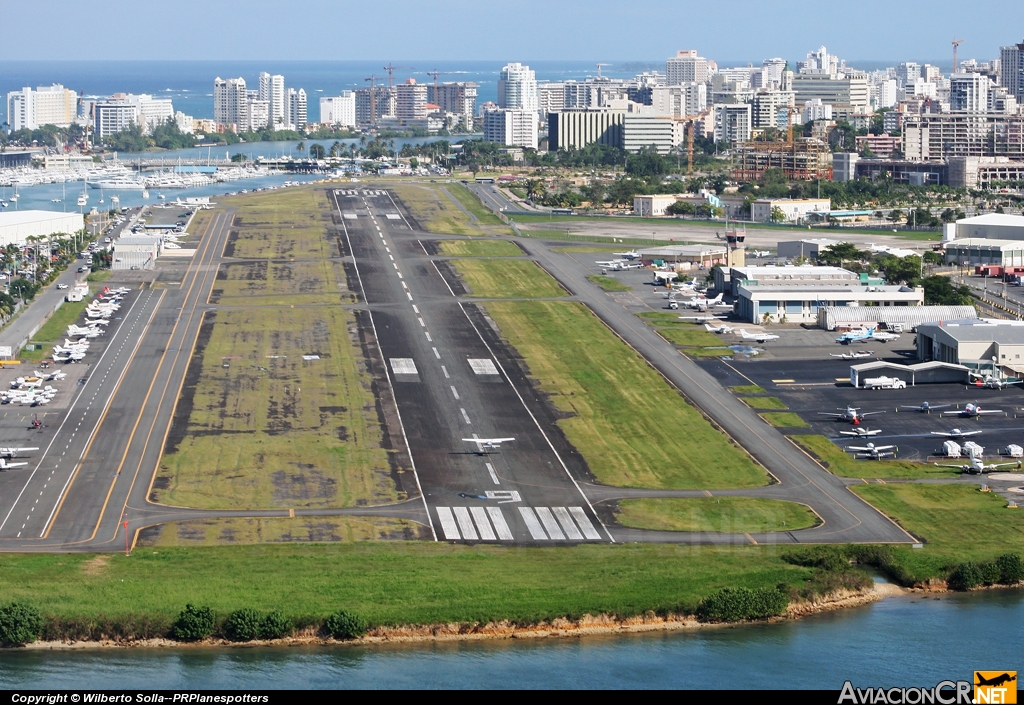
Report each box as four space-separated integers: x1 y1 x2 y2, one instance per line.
438 240 523 257
446 183 506 226
587 275 632 291
615 497 820 533
852 484 1024 582
19 298 92 363
390 184 479 236
147 517 421 546
0 543 809 625
483 301 768 489
792 434 959 479
730 385 766 394
86 270 112 283
741 396 787 410
450 259 566 298
681 347 735 358
760 412 810 428
656 327 724 347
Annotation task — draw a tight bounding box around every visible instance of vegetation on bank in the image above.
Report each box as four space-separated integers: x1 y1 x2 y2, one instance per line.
760 412 811 428
740 396 787 410
587 275 632 291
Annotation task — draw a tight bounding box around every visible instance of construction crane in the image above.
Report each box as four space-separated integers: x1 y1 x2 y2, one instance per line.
787 105 799 143
426 69 455 92
595 63 611 79
952 38 964 73
383 63 414 88
365 74 381 127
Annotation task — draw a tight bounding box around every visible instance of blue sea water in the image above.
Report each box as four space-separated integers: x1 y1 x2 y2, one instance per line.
0 590 1020 689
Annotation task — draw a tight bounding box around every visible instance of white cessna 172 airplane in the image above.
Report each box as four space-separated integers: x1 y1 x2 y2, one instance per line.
933 453 1022 475
0 458 28 470
846 442 897 460
463 437 516 454
737 329 779 342
941 403 1004 418
930 428 983 439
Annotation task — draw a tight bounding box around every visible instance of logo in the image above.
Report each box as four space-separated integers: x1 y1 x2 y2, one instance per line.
975 672 1017 704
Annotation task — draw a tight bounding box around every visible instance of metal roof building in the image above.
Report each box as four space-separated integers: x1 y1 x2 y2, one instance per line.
849 360 970 388
816 305 977 331
954 213 1024 241
916 319 1024 374
0 210 84 246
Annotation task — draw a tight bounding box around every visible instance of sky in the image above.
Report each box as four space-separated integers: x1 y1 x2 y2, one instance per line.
1 0 1021 64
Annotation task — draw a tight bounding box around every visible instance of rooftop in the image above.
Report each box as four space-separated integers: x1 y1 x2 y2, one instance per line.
639 245 726 256
945 238 1024 250
919 319 1024 344
0 210 83 225
732 265 855 277
957 213 1024 227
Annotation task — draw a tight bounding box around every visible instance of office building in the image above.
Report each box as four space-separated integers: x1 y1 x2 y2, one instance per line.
713 103 752 144
427 82 477 126
752 91 795 128
395 78 428 122
903 112 1024 161
320 92 356 128
736 279 922 323
1000 42 1024 102
214 77 248 129
792 74 869 118
648 83 707 118
483 109 538 149
121 94 173 133
949 73 990 112
547 111 625 151
761 58 788 90
896 62 921 88
498 63 538 111
666 50 709 85
537 82 565 117
803 98 833 123
286 88 306 131
622 115 683 154
258 73 286 129
5 84 79 130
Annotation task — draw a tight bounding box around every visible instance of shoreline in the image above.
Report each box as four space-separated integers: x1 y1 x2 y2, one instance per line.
21 583 906 652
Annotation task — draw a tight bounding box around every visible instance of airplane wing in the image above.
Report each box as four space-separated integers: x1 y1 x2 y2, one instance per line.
817 413 843 417
873 445 895 452
933 462 968 469
977 409 1005 415
846 446 870 452
860 411 886 416
988 461 1022 470
940 410 963 416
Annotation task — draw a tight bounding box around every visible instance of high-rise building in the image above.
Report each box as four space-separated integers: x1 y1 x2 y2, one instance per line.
395 78 428 122
547 111 625 151
792 74 870 119
752 91 795 129
999 42 1024 102
6 84 79 131
483 108 538 149
666 50 709 85
537 82 566 117
355 87 395 126
950 73 990 112
761 58 788 90
320 92 356 128
214 77 248 129
799 46 838 76
124 94 174 133
648 84 707 118
896 62 921 88
714 104 752 144
245 93 270 132
497 63 538 111
259 72 286 129
427 82 478 126
93 99 139 139
287 88 307 130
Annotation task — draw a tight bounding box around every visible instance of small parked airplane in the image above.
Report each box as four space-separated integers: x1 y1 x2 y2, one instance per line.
839 427 882 437
971 374 1023 390
930 428 983 439
899 402 951 413
737 329 779 342
846 442 897 460
830 350 874 360
463 437 515 454
0 458 28 471
704 323 734 334
941 403 1004 418
613 249 640 260
933 455 1022 475
819 406 885 425
0 446 38 458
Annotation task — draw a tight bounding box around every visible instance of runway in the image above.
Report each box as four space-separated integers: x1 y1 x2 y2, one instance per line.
331 188 610 544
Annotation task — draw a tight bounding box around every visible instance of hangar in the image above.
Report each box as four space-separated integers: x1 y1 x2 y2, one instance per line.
849 360 971 388
0 210 85 246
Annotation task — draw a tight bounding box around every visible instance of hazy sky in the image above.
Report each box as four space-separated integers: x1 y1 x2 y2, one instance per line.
1 0 1021 63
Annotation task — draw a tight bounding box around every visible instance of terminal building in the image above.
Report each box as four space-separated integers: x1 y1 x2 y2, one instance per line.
635 245 727 270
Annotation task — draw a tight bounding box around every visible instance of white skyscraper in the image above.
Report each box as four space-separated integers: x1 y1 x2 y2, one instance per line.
483 108 538 149
497 63 538 111
259 72 286 129
214 77 248 128
5 84 79 131
950 73 990 112
287 88 307 130
666 50 709 85
320 93 356 127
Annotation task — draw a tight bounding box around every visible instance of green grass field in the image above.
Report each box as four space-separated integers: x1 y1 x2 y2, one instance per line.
438 240 523 257
792 435 958 479
741 396 787 410
211 259 352 307
681 347 735 358
450 259 567 298
587 275 632 291
730 385 766 394
656 327 724 347
615 497 820 533
0 543 809 625
20 298 92 362
852 484 1024 581
483 301 768 489
86 270 112 283
156 307 400 511
391 184 479 236
761 412 811 428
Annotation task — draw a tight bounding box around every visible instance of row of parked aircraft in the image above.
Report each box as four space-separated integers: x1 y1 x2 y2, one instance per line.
836 328 900 344
54 288 130 364
825 402 1005 425
703 324 780 343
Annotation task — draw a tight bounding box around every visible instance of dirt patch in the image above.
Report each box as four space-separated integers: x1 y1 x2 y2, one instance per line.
434 260 469 295
81 555 110 576
270 469 337 502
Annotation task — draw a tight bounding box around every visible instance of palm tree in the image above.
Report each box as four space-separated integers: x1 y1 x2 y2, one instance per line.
296 140 305 155
309 143 326 160
330 141 342 158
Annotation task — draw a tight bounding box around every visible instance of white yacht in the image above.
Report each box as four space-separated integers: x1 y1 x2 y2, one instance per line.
90 176 147 190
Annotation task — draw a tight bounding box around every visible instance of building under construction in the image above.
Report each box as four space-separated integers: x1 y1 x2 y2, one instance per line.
731 139 833 182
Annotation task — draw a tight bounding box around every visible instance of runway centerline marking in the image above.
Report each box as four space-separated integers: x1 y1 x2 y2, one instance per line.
450 385 460 400
486 462 500 485
460 408 471 425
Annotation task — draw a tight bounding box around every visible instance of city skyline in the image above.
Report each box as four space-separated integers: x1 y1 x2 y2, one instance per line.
0 0 1020 62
